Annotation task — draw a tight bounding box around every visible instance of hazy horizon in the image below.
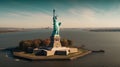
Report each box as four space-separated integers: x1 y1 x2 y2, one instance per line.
1 0 120 28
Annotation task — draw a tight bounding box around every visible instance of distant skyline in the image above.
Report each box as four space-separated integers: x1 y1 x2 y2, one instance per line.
1 0 120 28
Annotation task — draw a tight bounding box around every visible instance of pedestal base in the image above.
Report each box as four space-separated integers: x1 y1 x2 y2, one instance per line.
50 35 62 48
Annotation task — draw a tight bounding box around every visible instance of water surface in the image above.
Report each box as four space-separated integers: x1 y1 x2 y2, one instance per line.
0 29 120 67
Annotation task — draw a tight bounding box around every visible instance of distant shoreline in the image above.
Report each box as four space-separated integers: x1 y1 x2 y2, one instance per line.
90 30 120 32
89 29 120 32
0 28 26 33
0 30 21 33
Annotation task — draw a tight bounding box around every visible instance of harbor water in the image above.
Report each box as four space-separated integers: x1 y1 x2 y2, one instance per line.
0 29 120 67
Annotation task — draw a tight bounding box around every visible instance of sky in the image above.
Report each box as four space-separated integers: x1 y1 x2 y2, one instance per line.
1 0 120 28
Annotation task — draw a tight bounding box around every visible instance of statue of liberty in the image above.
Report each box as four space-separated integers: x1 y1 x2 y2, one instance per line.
52 9 61 36
49 9 62 47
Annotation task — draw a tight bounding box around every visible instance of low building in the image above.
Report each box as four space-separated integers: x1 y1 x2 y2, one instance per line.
33 47 79 56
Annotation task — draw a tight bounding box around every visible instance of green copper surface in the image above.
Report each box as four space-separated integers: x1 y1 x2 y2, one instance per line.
52 9 61 36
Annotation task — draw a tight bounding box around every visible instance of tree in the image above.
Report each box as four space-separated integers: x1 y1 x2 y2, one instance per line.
43 38 51 46
19 40 33 51
68 39 73 46
61 39 68 46
32 39 41 48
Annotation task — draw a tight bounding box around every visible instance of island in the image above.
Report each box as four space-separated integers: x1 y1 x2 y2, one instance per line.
12 9 91 61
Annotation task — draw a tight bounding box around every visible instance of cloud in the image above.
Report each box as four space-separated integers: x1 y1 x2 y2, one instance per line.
1 4 120 28
58 7 98 28
68 7 96 21
0 11 52 28
65 6 120 28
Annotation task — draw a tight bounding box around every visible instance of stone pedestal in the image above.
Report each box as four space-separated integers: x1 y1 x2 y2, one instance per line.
50 35 62 48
